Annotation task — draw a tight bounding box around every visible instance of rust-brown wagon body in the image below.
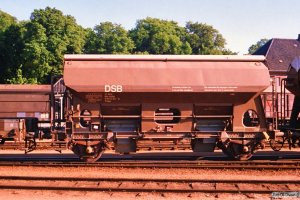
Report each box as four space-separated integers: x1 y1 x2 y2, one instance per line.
0 85 51 150
62 55 270 161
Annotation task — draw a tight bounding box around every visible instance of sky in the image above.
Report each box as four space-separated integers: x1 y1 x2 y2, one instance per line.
1 0 300 54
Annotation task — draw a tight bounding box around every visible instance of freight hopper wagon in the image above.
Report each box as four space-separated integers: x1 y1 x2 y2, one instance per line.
62 55 271 162
0 85 51 152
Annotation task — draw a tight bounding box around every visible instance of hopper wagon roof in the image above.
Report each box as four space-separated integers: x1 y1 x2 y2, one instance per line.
0 84 51 93
63 55 270 93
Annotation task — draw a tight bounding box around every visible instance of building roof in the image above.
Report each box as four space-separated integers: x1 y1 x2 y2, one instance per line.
253 36 300 75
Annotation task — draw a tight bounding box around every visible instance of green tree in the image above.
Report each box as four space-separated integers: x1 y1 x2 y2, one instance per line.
84 22 134 54
0 10 16 31
220 48 237 55
1 7 87 84
0 23 25 83
6 65 38 84
1 8 238 84
21 21 51 82
28 7 86 82
248 38 269 54
185 22 231 55
0 10 19 83
129 17 191 54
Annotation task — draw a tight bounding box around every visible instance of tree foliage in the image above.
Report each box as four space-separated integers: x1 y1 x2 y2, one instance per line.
84 22 134 54
21 21 50 83
0 8 236 84
0 7 86 84
6 65 38 84
0 23 25 83
129 17 191 54
248 38 269 54
0 11 18 82
28 7 86 82
0 10 16 31
185 22 234 55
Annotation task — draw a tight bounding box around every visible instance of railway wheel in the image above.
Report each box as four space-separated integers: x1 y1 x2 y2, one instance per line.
71 143 105 162
269 136 285 151
225 143 253 161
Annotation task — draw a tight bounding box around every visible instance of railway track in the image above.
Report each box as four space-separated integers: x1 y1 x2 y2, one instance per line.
0 160 300 170
0 175 298 194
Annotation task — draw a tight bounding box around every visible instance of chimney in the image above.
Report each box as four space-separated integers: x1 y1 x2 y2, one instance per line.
298 34 300 41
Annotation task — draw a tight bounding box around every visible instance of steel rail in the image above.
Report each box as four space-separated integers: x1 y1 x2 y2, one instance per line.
0 175 297 194
0 175 299 183
0 160 300 169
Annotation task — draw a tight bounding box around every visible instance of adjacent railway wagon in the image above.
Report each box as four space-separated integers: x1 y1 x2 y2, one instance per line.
2 54 300 162
0 85 51 151
279 57 300 147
